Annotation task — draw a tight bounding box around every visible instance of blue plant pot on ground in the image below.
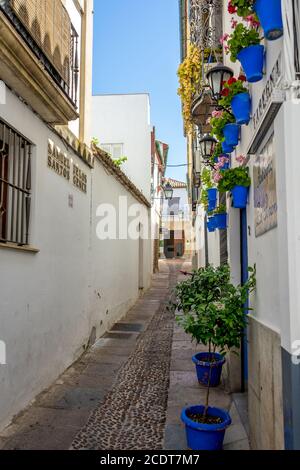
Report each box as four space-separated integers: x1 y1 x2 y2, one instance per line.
232 185 249 209
192 352 225 387
207 216 216 233
181 405 232 451
231 92 251 125
222 141 234 154
237 44 264 83
223 123 240 147
214 213 227 230
254 0 283 41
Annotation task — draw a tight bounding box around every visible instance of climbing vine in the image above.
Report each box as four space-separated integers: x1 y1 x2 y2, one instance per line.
177 43 202 134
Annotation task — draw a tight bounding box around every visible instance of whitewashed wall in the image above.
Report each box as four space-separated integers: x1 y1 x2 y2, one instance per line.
0 87 152 430
91 94 152 201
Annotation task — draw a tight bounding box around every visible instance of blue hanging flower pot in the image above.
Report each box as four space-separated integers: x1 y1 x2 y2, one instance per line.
237 44 264 83
254 0 283 41
222 141 234 154
232 185 249 209
214 213 227 230
207 216 216 233
223 123 239 147
231 92 251 125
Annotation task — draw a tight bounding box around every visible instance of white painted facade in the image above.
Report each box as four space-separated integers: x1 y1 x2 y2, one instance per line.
0 0 152 431
91 94 152 201
0 85 151 431
190 0 300 449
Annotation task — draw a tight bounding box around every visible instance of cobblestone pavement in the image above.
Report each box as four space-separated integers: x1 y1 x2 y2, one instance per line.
0 259 183 450
71 265 180 450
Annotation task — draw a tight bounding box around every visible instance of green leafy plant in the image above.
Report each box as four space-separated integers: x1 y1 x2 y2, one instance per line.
210 111 235 141
201 167 213 189
227 23 261 62
214 204 227 215
174 264 256 417
218 76 248 108
218 166 251 192
200 188 209 211
91 137 99 146
228 0 255 17
114 156 128 168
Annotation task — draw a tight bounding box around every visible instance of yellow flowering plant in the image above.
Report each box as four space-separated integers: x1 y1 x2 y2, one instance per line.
177 44 202 133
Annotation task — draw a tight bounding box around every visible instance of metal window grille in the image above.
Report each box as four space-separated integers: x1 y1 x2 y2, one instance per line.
0 119 32 245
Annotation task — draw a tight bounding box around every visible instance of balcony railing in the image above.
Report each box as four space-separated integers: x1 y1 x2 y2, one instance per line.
0 0 79 108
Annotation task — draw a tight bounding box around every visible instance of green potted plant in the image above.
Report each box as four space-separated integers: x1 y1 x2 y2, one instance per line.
218 165 251 209
225 23 264 83
175 264 256 450
210 110 236 143
219 75 251 125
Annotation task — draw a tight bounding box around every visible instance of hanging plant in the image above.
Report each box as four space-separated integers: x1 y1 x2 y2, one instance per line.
218 76 247 108
177 44 202 133
228 0 255 18
210 110 235 141
217 165 251 193
226 23 261 63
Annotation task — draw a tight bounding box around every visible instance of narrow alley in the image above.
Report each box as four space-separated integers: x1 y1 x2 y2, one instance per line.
0 260 247 451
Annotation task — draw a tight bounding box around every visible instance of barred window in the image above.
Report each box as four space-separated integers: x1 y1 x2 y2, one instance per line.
0 120 32 246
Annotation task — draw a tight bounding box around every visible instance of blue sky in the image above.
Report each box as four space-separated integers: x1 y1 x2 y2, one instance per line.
92 0 187 182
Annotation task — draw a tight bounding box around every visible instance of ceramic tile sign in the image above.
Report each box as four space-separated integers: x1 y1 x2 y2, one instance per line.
253 134 278 237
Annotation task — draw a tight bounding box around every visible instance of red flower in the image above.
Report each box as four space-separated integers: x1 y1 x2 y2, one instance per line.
238 75 247 82
228 1 237 14
227 77 237 85
221 88 230 97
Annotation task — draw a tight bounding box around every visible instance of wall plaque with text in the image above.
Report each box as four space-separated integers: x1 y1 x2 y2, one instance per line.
253 135 278 237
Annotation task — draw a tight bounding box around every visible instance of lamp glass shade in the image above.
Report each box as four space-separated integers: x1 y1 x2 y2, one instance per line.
206 65 234 100
199 135 217 160
164 183 173 200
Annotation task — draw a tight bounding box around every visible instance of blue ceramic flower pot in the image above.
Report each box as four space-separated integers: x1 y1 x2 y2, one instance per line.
223 123 239 147
181 405 232 451
214 213 227 230
232 185 249 209
192 352 225 387
207 188 217 212
231 92 251 125
254 0 283 40
207 216 216 233
237 44 264 83
222 141 234 154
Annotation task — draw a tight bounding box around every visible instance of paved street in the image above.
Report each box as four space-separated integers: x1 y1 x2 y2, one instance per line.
0 259 248 450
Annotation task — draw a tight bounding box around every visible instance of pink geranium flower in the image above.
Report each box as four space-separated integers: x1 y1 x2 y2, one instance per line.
236 155 246 165
220 33 229 45
213 171 223 183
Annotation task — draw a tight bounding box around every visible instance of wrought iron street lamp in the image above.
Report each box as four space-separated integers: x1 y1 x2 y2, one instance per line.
163 182 174 200
198 134 217 161
206 65 234 101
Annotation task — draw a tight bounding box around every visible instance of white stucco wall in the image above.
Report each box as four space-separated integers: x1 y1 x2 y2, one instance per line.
0 87 152 430
91 94 152 200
